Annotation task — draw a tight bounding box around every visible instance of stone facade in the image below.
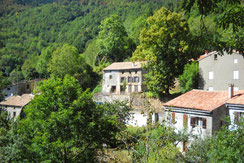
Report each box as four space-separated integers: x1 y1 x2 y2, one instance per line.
102 62 146 94
1 79 39 100
0 94 34 120
198 51 244 91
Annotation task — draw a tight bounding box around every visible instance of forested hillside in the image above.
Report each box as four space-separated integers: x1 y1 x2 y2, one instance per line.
0 0 181 82
0 0 242 88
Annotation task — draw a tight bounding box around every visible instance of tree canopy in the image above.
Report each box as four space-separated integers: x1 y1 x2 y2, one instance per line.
132 7 193 96
48 44 100 90
97 15 135 62
179 61 199 93
0 75 131 162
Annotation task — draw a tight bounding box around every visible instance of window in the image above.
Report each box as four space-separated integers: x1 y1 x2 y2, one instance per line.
234 112 244 124
129 71 131 74
128 85 132 93
120 77 125 83
208 87 214 91
135 71 137 74
233 71 239 79
209 71 214 80
134 85 138 93
190 117 207 129
111 86 116 93
27 84 30 89
234 59 238 64
120 86 125 94
13 112 16 117
134 77 139 83
122 71 124 74
7 87 10 90
128 77 133 83
109 75 112 80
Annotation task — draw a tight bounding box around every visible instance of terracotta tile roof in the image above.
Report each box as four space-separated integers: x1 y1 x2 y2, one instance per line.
197 51 217 61
227 93 244 105
0 94 34 107
163 90 244 112
103 62 145 71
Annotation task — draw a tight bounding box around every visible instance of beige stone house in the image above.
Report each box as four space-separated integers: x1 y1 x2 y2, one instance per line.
102 62 147 94
0 94 34 120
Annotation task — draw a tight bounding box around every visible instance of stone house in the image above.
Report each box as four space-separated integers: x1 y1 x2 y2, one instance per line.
1 79 39 100
0 94 34 120
102 62 146 94
163 89 244 151
198 51 244 91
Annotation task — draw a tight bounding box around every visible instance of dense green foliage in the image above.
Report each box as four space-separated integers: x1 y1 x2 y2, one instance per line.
0 0 176 83
179 61 199 93
131 124 184 162
97 15 135 62
132 7 194 96
185 119 244 162
48 44 100 90
0 75 131 162
182 0 244 53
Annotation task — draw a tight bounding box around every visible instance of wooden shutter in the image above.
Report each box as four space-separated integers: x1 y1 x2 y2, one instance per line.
183 114 188 128
202 118 207 129
172 112 175 124
190 117 196 127
234 112 240 124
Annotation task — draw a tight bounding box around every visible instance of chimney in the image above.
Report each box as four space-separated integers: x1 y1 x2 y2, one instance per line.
228 84 234 98
205 50 209 55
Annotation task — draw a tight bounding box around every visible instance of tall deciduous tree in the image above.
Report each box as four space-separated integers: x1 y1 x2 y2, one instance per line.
48 44 99 90
182 0 244 53
97 15 135 62
179 61 199 93
132 7 193 96
5 75 131 162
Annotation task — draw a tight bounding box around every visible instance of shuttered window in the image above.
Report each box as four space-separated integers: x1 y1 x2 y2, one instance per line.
190 117 207 129
202 118 207 129
172 112 175 124
234 112 240 124
183 114 188 128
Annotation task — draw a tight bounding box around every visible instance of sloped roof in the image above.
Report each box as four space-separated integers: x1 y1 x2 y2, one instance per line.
163 89 244 112
227 93 244 105
0 94 34 107
197 51 217 61
103 62 145 71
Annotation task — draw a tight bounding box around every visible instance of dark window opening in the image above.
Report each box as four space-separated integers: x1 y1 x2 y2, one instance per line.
135 71 137 74
111 86 116 93
109 75 112 80
13 112 16 117
134 77 139 83
27 84 30 89
128 77 133 83
129 71 131 74
120 86 125 94
120 77 125 83
122 71 124 74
